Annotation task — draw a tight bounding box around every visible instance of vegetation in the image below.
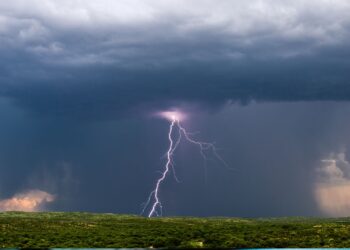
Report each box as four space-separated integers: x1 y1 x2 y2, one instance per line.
1 212 350 248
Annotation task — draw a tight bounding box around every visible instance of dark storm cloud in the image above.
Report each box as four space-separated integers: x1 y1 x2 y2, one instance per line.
1 0 350 119
2 1 350 217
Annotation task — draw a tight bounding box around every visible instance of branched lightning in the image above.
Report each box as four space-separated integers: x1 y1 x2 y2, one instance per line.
142 111 232 217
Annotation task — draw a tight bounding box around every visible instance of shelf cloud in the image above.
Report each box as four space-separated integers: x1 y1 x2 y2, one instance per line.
1 0 350 120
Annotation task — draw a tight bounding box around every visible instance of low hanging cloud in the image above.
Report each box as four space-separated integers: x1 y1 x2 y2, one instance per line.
0 0 349 121
0 189 55 212
1 0 350 121
314 151 350 217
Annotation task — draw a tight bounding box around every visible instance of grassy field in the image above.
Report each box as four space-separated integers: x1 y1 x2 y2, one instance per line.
1 212 350 248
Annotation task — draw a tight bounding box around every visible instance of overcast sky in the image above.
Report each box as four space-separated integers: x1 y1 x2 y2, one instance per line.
1 0 350 217
1 0 350 118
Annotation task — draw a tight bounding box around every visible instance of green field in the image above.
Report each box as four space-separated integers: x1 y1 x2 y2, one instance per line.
1 212 350 248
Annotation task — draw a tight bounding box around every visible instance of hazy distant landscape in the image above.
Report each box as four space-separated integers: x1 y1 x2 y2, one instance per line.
1 212 350 248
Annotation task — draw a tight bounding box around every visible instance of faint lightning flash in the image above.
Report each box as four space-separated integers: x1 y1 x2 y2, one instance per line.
142 110 231 218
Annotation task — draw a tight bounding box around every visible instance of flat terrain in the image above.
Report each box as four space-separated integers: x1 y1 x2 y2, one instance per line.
1 212 350 248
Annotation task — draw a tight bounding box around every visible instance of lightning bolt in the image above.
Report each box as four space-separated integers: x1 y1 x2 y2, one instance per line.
142 111 231 217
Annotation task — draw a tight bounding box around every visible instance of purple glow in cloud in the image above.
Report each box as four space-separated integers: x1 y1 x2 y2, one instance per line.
142 109 231 217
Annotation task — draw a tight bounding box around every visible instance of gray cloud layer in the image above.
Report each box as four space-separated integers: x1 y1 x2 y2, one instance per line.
3 1 350 216
2 0 349 63
1 0 350 119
